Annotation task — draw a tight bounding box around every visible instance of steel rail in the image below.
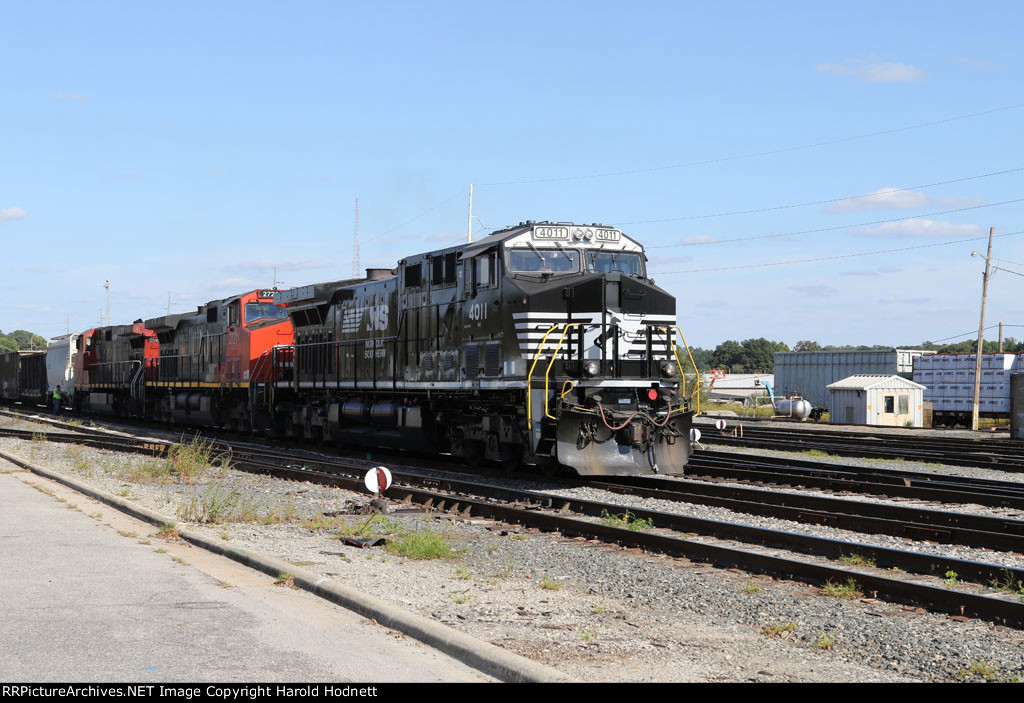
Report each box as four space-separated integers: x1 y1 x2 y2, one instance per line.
685 453 1024 510
226 451 1024 629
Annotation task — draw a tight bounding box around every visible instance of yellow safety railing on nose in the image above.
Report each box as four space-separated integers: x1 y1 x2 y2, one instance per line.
659 325 702 416
543 323 582 420
526 324 560 431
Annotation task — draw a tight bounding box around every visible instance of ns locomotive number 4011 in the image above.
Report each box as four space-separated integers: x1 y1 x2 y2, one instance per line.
256 221 701 476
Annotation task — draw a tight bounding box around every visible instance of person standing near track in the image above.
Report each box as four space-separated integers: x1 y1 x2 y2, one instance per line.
52 385 62 415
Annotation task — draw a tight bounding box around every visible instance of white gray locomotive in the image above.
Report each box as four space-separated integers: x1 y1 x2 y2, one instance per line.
256 221 698 476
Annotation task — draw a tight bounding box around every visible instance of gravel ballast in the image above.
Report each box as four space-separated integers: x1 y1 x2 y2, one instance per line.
2 421 1023 683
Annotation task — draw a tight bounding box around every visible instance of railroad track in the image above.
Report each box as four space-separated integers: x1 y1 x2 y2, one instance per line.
683 450 1024 510
3 415 1023 629
693 421 1024 471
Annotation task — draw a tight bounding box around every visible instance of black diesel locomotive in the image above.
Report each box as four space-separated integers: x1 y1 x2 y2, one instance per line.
255 221 699 476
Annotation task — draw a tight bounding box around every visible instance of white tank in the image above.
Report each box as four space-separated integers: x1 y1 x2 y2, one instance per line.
774 397 812 420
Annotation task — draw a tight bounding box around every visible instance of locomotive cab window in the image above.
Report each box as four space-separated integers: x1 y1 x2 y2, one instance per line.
473 252 497 289
507 248 579 274
404 263 422 289
588 251 643 276
245 302 288 325
228 301 240 326
430 252 458 287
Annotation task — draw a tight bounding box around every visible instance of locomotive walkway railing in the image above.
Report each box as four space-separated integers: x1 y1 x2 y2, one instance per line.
659 325 703 416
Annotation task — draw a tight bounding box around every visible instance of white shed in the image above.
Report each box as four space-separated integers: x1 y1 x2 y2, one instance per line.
826 374 925 427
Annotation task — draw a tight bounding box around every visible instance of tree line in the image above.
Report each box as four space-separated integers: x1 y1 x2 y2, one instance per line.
0 330 48 353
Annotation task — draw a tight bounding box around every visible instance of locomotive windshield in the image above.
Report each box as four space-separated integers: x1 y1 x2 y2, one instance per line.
508 248 579 273
587 251 644 276
245 302 289 325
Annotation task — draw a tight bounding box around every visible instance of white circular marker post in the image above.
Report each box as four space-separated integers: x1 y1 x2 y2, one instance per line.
715 419 727 431
689 428 701 443
364 466 393 495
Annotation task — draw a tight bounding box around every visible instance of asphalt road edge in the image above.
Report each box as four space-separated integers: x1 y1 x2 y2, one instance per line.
0 448 577 683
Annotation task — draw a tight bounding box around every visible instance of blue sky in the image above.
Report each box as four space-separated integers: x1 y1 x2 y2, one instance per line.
1 1 1022 349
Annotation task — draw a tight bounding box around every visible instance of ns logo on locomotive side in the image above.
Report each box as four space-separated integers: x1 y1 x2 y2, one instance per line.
260 221 700 476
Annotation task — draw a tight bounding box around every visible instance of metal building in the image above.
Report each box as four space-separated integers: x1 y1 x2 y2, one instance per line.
826 374 925 427
774 350 933 409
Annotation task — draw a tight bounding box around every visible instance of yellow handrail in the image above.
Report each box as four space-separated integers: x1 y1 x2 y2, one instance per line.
526 325 560 430
659 326 702 416
543 323 581 420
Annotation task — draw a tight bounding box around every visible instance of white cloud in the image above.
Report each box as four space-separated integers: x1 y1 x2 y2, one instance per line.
952 56 1001 70
827 188 929 213
849 218 982 239
0 206 27 225
818 57 924 82
681 235 718 245
935 196 988 209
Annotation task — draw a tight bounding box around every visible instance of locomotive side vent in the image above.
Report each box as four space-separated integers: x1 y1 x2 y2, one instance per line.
421 353 434 371
444 353 455 371
465 343 479 378
484 341 501 376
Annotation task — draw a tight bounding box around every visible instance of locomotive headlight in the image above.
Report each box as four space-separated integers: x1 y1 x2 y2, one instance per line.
660 361 679 378
583 360 601 377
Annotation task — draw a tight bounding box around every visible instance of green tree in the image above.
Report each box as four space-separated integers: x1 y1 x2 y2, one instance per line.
793 340 822 352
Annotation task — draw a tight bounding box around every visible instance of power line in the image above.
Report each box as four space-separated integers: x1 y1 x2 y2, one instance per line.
477 102 1024 186
929 324 1002 344
611 166 1024 226
647 197 1024 250
651 229 1024 274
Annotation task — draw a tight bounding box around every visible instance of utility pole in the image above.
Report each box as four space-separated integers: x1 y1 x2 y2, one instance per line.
352 197 360 278
167 292 171 315
467 184 474 244
999 322 1004 352
971 227 995 431
104 280 110 326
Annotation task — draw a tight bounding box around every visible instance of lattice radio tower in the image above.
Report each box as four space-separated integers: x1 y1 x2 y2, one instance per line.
352 197 360 278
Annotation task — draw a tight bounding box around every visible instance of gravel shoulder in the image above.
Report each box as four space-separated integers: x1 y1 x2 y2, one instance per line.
2 418 1023 683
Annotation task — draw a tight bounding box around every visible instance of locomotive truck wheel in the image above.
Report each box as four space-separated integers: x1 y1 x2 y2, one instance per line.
463 440 486 469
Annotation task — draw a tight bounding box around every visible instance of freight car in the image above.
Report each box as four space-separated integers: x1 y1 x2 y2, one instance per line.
0 350 48 406
254 221 699 476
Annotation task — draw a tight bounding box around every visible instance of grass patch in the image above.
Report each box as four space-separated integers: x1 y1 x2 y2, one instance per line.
957 659 1001 681
991 570 1023 595
274 573 297 589
822 578 863 599
578 629 596 642
739 581 763 595
810 632 837 651
538 575 563 591
171 556 189 566
838 553 876 568
166 435 231 483
117 529 138 538
944 570 959 589
177 481 261 524
154 547 168 554
453 566 472 581
384 529 455 560
449 592 470 604
800 449 834 459
760 620 797 638
600 509 654 531
156 523 181 541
